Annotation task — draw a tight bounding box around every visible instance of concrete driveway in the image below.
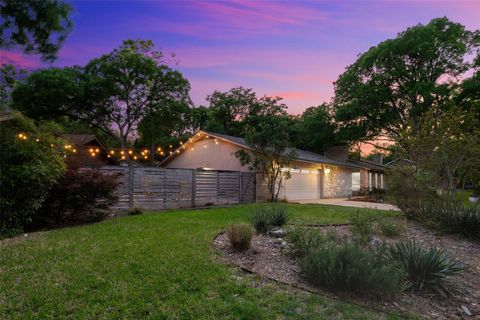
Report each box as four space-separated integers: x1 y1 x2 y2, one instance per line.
295 198 400 211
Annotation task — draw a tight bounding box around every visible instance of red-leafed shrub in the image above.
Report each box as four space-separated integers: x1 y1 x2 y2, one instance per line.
32 168 119 228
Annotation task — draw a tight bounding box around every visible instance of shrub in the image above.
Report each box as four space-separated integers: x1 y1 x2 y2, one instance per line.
250 205 289 234
349 210 374 243
0 113 66 231
300 243 403 294
0 228 23 240
376 219 405 238
227 223 253 251
250 207 270 234
268 205 289 227
437 206 480 240
32 168 118 228
389 240 465 293
128 207 144 215
286 227 332 257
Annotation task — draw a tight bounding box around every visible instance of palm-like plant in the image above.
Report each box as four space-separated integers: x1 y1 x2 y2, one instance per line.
389 240 465 294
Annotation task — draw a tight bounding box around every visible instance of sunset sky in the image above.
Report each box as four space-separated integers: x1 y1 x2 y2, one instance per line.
2 0 480 114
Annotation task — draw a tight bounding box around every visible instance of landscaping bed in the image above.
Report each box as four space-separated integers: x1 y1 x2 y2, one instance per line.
213 218 480 319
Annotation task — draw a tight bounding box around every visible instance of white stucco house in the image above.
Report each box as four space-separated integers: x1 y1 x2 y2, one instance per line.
160 130 368 202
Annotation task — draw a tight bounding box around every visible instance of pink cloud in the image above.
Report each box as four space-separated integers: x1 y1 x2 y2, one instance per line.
0 50 41 69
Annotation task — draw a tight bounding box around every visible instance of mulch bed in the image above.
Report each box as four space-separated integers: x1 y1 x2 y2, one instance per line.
213 220 480 319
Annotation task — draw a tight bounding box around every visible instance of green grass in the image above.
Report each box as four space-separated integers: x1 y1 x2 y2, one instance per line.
0 204 408 319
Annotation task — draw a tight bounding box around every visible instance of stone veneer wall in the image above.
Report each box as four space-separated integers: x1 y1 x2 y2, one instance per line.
322 165 352 198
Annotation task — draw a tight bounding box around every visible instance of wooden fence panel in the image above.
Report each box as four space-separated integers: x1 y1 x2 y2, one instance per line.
97 166 255 210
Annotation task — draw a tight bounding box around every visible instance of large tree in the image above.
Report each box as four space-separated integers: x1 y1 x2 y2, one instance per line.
333 18 480 150
13 39 191 207
204 86 257 136
0 0 73 61
290 104 337 154
235 97 294 202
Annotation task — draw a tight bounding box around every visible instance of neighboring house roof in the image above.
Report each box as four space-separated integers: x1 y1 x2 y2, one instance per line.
348 159 386 172
385 158 415 166
59 133 100 146
161 130 360 169
0 112 15 122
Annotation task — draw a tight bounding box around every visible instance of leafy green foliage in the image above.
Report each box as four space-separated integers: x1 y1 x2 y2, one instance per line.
227 223 253 251
0 113 66 231
290 104 338 153
0 227 22 240
349 211 374 243
376 219 405 238
389 241 465 293
333 17 480 145
236 108 295 202
250 206 289 234
204 87 257 136
300 243 403 294
33 168 119 228
0 0 73 61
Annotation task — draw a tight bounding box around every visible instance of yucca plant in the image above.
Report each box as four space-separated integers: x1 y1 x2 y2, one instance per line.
250 208 270 234
268 205 289 227
389 240 465 294
250 205 289 234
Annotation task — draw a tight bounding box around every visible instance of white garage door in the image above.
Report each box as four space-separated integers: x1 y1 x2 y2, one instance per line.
283 170 320 200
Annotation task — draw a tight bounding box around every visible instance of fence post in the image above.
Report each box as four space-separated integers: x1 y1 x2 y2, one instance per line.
239 171 243 203
191 169 196 208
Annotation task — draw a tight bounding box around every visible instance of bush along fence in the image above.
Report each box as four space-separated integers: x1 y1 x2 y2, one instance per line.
98 166 256 210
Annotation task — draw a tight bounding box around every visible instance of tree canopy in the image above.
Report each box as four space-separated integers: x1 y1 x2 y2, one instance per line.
333 17 480 148
0 0 73 61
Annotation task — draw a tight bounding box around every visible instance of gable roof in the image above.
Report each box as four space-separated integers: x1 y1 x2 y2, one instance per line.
348 158 386 172
161 130 360 169
59 133 99 146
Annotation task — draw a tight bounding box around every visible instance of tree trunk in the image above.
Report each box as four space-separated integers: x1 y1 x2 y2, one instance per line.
120 136 134 209
150 142 155 167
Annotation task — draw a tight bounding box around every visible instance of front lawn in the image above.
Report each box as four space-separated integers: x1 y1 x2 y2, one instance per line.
0 204 404 319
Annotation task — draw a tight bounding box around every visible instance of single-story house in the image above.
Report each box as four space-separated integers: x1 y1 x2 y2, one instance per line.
160 130 367 202
347 158 386 195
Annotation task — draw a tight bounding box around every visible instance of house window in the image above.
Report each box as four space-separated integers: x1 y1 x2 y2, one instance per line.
352 172 360 191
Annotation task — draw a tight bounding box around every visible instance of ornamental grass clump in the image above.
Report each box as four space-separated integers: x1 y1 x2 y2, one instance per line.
299 243 403 294
389 240 465 294
437 206 480 240
227 223 253 251
250 205 289 234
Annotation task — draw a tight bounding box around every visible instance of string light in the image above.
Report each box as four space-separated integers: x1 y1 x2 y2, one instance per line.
128 150 133 155
110 150 115 155
176 150 180 154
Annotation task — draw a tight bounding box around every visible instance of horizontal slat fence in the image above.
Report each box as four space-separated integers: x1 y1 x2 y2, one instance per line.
97 166 256 210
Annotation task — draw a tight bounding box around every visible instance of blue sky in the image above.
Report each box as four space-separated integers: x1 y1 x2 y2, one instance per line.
3 0 479 114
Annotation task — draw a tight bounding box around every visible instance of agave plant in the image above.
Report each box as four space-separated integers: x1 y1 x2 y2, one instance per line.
389 240 465 294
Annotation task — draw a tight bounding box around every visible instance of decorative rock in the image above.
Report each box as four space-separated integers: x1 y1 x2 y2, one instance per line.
268 226 285 238
461 305 472 316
